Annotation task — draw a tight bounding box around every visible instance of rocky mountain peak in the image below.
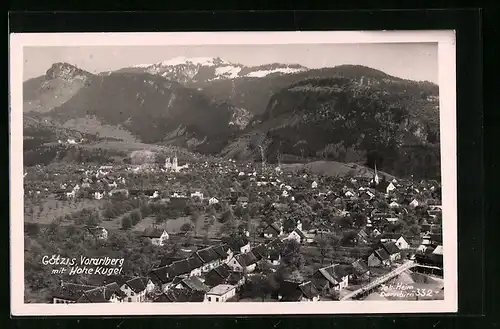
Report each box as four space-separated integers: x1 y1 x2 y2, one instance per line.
45 62 91 81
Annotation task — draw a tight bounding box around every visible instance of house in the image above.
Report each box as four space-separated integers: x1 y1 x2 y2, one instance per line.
311 264 350 293
110 276 151 302
142 228 169 246
386 217 399 224
380 241 402 262
237 196 249 208
432 245 443 256
175 276 210 293
386 182 397 193
94 191 104 200
311 181 318 189
287 228 307 244
344 190 355 198
223 235 251 254
359 190 375 200
52 282 98 304
154 288 205 303
380 234 411 250
367 248 391 267
204 263 232 287
268 249 282 266
350 259 370 281
371 228 382 237
186 256 204 277
86 226 108 240
356 229 369 244
76 285 122 303
192 246 223 273
148 266 177 292
250 244 270 262
208 197 219 205
204 284 237 302
228 251 258 273
389 201 400 209
262 223 283 239
278 280 319 302
190 191 204 199
409 199 419 208
227 272 246 287
212 244 233 264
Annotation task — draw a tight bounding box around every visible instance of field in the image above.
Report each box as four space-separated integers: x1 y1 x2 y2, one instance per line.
24 197 105 225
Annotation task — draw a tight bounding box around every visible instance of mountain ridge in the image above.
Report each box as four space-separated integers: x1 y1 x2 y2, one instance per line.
23 61 441 179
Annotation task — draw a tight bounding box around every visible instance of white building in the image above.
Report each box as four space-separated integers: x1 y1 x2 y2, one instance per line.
208 197 219 205
205 284 236 303
386 182 397 193
191 191 204 199
142 228 169 246
409 199 419 208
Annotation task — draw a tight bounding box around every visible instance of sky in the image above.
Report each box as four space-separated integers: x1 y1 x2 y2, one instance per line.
23 43 438 83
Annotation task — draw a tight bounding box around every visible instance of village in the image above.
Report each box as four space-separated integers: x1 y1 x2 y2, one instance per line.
24 154 444 303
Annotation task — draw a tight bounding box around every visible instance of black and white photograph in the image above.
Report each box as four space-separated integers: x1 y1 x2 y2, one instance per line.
10 31 457 315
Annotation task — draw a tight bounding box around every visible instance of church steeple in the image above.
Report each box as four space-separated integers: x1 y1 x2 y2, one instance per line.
374 162 380 186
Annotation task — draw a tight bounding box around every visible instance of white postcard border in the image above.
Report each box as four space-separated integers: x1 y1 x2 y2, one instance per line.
10 30 457 316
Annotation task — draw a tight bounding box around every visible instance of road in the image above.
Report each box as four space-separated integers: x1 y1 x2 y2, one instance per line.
340 260 416 301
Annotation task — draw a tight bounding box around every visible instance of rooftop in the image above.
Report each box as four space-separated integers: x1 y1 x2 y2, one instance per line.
207 284 236 296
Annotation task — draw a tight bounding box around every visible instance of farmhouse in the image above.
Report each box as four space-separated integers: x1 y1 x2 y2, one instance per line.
228 251 258 273
287 228 307 244
380 241 402 262
223 235 251 254
311 264 350 293
262 223 283 239
367 248 391 267
86 226 108 240
142 228 169 246
380 233 411 250
350 259 370 281
107 276 152 303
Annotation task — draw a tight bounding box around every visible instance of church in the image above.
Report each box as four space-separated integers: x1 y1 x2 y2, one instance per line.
164 156 179 172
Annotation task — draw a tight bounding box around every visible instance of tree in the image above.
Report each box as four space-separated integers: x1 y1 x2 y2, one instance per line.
280 239 305 273
190 211 201 232
282 216 296 233
316 235 334 264
121 216 132 230
352 212 367 227
130 210 142 226
180 223 193 234
220 209 234 224
341 230 358 247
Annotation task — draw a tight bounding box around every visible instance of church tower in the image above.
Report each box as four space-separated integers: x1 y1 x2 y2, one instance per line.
172 153 178 172
373 162 380 186
165 157 171 169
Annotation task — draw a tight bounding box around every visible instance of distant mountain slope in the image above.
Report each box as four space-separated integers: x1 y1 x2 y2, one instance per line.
197 65 439 116
221 72 441 179
111 56 308 85
24 62 252 149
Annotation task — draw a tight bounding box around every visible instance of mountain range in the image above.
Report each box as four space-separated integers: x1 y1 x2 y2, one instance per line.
23 57 441 179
